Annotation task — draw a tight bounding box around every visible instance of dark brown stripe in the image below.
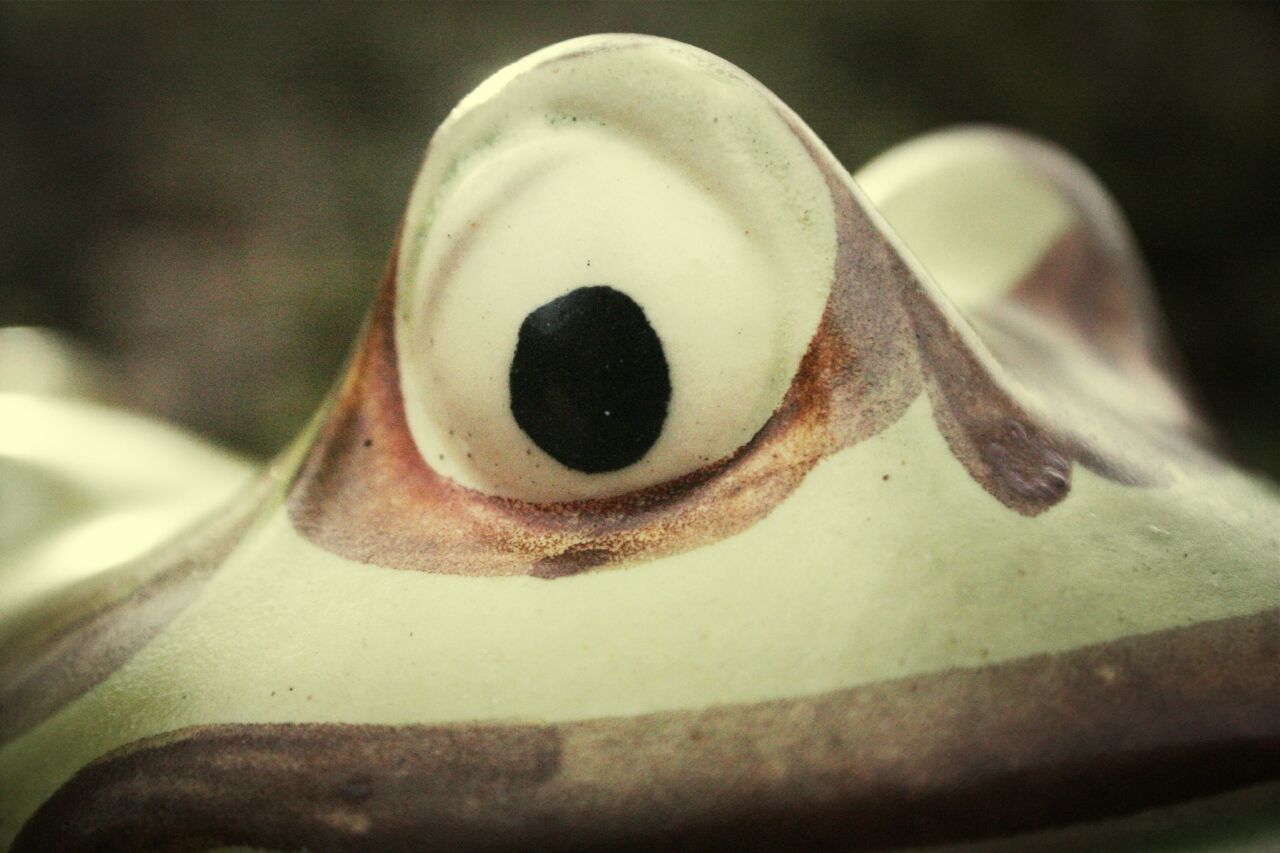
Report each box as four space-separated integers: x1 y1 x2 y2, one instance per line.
0 475 269 746
17 608 1280 852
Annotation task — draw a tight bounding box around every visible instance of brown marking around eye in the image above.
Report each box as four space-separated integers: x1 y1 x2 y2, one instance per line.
0 475 271 747
17 607 1280 851
287 103 1204 577
286 171 921 578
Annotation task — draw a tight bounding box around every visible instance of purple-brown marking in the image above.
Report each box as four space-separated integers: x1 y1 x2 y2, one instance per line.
17 608 1280 851
286 60 1214 578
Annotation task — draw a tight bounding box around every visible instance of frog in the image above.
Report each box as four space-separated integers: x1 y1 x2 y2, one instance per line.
1 33 1278 851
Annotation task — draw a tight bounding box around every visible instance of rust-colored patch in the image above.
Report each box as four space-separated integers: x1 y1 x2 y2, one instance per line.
0 476 270 746
17 608 1280 851
286 178 918 577
286 105 1208 576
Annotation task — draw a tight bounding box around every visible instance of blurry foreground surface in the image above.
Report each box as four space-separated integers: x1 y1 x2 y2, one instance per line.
2 2 1278 474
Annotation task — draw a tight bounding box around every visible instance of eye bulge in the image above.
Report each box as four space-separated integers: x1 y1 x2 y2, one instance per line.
395 38 838 502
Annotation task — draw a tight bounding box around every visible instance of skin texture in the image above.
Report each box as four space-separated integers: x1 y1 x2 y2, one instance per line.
1 35 1278 852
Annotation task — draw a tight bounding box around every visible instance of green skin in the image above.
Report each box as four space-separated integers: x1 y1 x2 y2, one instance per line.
2 35 1278 852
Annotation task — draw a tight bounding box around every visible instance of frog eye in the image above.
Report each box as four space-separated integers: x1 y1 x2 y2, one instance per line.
392 39 836 502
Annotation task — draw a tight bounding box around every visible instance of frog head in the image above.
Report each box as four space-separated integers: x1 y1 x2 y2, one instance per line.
3 34 1278 851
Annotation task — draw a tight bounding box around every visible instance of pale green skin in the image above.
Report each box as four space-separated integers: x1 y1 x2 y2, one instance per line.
1 35 1278 851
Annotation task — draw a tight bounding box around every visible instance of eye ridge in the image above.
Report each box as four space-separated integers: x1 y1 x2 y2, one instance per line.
509 285 671 474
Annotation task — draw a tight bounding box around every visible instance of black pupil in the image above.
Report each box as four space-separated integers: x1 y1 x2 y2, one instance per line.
509 285 670 474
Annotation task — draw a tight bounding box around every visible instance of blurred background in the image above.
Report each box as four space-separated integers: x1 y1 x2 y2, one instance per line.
2 2 1278 475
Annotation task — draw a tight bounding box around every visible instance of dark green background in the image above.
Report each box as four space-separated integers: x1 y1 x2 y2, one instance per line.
3 3 1278 475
